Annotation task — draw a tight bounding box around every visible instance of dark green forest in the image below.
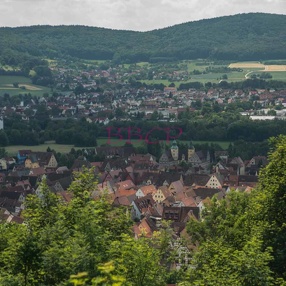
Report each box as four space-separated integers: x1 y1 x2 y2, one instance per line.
1 13 286 65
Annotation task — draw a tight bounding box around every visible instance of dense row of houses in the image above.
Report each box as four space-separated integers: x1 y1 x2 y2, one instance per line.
0 145 265 230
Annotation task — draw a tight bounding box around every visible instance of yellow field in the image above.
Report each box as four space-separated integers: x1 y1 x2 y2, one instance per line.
264 65 286 71
229 62 286 72
229 62 265 69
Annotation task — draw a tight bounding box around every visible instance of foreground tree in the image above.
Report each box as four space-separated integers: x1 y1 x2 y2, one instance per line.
251 135 286 279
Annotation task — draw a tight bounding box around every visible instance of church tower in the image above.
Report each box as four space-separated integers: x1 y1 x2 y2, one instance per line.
171 140 179 161
188 141 195 161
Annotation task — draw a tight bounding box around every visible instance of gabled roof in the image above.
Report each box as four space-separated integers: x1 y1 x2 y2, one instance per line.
138 184 157 196
71 159 91 170
18 150 32 157
192 187 222 201
133 194 155 213
183 174 210 187
169 180 184 194
162 206 200 222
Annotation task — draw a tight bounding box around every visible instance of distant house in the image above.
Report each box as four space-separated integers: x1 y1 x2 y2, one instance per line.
136 184 157 198
205 173 224 189
132 194 156 220
153 186 171 203
25 152 58 169
17 150 32 165
0 159 7 171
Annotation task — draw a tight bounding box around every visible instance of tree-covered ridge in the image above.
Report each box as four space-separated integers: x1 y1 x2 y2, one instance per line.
1 13 286 65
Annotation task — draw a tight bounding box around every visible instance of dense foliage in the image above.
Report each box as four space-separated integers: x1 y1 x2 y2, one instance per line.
0 168 173 285
183 135 286 285
0 13 286 65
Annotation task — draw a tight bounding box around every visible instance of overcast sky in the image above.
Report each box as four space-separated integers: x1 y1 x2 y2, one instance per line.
0 0 285 31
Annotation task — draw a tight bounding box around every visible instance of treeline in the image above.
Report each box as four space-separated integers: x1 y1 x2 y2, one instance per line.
177 78 286 90
2 115 98 147
2 112 286 148
0 13 286 65
128 78 286 91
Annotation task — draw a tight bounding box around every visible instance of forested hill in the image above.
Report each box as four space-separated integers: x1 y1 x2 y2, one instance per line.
1 13 286 64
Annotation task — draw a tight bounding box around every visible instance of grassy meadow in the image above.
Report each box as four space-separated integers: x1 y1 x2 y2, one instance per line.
5 139 230 156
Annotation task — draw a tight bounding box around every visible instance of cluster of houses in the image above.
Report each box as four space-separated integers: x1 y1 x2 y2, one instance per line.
0 144 266 237
2 65 286 125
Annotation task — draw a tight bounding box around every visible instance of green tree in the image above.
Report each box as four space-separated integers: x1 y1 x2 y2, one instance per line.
0 130 9 146
109 234 166 286
251 135 286 279
182 238 273 286
0 147 7 158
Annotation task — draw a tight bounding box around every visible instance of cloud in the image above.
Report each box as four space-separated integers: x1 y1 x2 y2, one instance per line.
0 0 285 30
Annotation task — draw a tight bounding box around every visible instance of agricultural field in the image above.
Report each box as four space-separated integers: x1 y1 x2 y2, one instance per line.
0 75 51 96
140 60 286 85
229 61 286 80
229 62 265 69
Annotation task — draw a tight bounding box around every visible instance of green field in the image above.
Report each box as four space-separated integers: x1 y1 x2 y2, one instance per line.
5 143 82 156
140 60 286 85
0 76 51 96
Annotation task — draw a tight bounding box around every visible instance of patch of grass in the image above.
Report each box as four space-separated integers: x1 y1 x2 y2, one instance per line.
97 137 145 147
5 143 87 156
266 71 286 81
0 76 51 96
6 138 231 156
164 140 231 150
0 76 31 85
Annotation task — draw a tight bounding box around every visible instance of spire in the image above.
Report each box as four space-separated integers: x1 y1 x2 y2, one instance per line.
171 140 178 149
189 141 194 150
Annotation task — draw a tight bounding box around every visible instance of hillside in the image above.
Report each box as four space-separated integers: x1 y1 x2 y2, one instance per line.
0 13 286 64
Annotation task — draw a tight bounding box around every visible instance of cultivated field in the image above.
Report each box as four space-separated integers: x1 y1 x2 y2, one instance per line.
229 62 265 69
264 65 286 71
229 62 286 72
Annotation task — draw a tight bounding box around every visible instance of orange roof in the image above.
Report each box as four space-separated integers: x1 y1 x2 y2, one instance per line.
139 184 157 196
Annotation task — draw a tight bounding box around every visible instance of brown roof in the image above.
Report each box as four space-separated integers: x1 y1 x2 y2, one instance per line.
133 194 155 213
162 206 200 222
192 187 222 200
183 174 210 187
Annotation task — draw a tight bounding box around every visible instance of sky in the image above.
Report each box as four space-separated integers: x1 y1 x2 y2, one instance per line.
0 0 285 31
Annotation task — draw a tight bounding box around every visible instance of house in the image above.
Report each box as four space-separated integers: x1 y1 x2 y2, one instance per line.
169 180 185 196
17 150 32 164
153 186 171 203
205 173 224 189
0 159 7 170
228 157 245 175
95 146 136 159
25 152 58 169
136 184 157 198
133 215 159 238
162 206 200 236
183 173 210 187
245 156 268 175
132 194 156 220
0 190 25 215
